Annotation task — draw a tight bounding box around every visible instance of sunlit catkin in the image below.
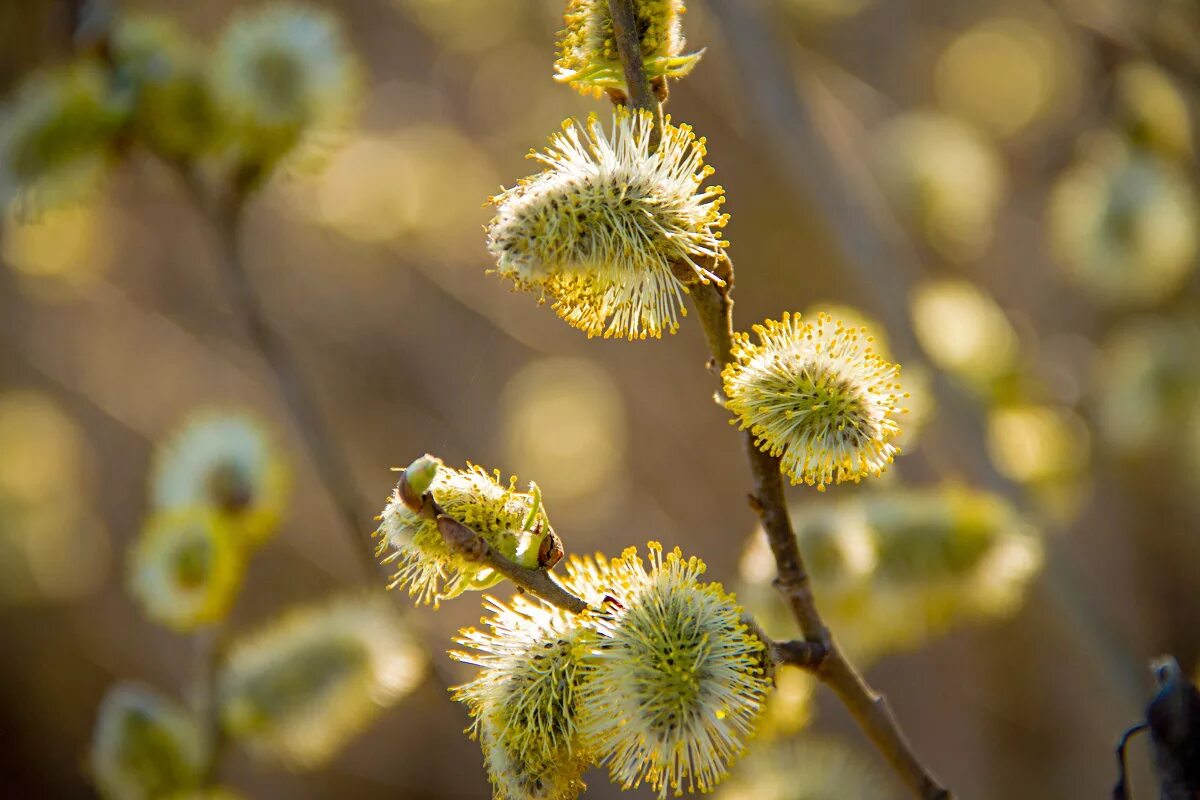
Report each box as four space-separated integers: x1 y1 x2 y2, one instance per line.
151 411 290 549
582 543 770 798
722 312 906 490
738 487 1043 663
452 591 598 800
375 461 557 606
89 683 205 800
112 15 220 160
216 594 425 767
555 1 702 96
0 62 122 209
211 3 361 171
486 107 727 340
128 508 246 632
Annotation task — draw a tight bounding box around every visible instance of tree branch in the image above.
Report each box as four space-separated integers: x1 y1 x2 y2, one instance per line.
691 281 950 799
600 3 951 796
177 167 384 582
606 0 664 147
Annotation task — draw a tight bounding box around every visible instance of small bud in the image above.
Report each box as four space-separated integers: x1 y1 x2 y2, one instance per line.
399 453 442 510
375 462 559 606
89 683 204 800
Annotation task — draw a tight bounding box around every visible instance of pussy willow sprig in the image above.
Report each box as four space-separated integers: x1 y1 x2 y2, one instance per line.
600 1 952 797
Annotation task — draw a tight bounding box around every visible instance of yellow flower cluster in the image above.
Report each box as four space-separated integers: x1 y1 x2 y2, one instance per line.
452 544 771 799
375 460 558 606
487 108 727 340
723 312 907 490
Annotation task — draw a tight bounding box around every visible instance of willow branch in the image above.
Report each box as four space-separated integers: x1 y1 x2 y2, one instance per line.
598 3 950 796
705 0 1146 713
190 626 226 785
607 0 664 147
691 281 950 800
176 167 383 582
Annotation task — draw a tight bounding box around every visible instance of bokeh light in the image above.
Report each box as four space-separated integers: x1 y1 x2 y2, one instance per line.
910 279 1018 385
0 389 109 605
935 11 1080 139
872 111 1007 263
498 357 628 519
2 201 113 300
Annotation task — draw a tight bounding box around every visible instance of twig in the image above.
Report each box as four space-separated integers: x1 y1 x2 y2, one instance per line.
175 167 383 582
703 0 1146 714
190 625 226 786
606 0 664 147
599 3 951 796
1113 722 1147 800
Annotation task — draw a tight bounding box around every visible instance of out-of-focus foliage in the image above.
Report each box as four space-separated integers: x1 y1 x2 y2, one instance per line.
0 390 109 606
1050 137 1197 307
910 278 1019 387
89 683 205 800
1094 315 1200 457
739 487 1043 664
128 507 246 632
216 594 426 768
2 201 113 300
498 357 628 518
0 60 123 209
872 111 1006 263
933 8 1081 140
716 736 900 800
150 412 290 550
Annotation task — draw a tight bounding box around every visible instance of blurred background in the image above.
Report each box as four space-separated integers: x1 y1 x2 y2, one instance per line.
2 0 1199 797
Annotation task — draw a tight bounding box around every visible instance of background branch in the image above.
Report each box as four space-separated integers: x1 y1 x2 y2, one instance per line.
176 169 384 582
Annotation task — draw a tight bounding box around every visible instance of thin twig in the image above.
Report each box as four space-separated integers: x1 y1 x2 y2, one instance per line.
606 0 664 147
1113 722 1147 800
601 2 951 796
707 0 1147 714
190 625 226 786
692 281 951 800
176 168 383 582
